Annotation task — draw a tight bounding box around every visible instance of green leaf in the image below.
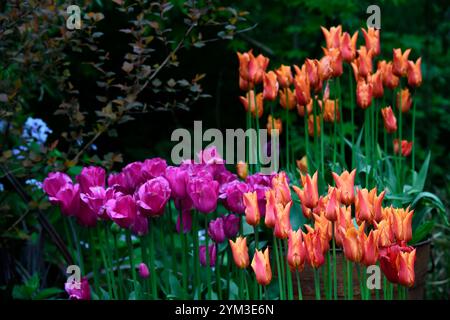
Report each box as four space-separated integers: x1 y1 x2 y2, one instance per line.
33 287 64 300
411 151 430 193
411 221 434 244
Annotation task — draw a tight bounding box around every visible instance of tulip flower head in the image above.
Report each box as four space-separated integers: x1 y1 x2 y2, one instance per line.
340 222 365 263
332 169 356 206
379 244 416 287
392 48 411 77
393 139 413 157
296 156 308 174
65 277 91 300
251 248 272 286
271 171 291 206
229 237 250 269
340 31 358 62
138 262 150 279
407 57 422 87
356 78 373 109
302 227 325 268
243 191 261 226
236 161 248 180
396 88 412 113
292 171 319 209
279 88 297 110
381 106 398 133
361 230 380 266
274 201 292 239
287 229 306 271
307 114 321 137
239 90 264 118
383 206 414 243
266 115 282 136
208 217 226 243
361 27 380 56
275 64 293 88
263 71 279 101
136 177 171 217
321 25 342 49
264 189 277 228
355 187 386 224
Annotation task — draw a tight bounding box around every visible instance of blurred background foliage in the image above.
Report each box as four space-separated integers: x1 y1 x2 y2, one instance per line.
0 0 448 299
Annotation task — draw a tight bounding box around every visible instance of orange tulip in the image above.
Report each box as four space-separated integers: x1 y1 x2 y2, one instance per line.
297 99 313 117
340 223 365 262
266 115 282 136
379 60 399 90
325 187 339 221
386 206 414 243
318 55 333 81
275 65 293 88
322 47 343 77
287 229 306 271
239 76 250 91
299 60 322 93
312 212 332 252
361 230 379 266
319 99 340 123
248 52 270 84
374 218 394 248
293 72 311 106
292 171 319 209
243 191 260 226
251 248 272 286
274 201 292 239
296 156 308 174
237 51 251 83
355 187 386 224
407 57 422 88
271 171 292 206
356 78 372 109
340 31 358 62
361 27 380 56
236 161 248 179
398 249 416 287
321 25 342 49
354 46 373 78
335 206 353 246
307 114 321 137
332 169 356 206
393 139 413 157
396 88 412 113
392 48 411 77
279 88 297 110
229 236 250 269
381 106 398 133
263 71 279 101
264 189 277 228
370 69 384 99
239 90 264 118
302 228 325 268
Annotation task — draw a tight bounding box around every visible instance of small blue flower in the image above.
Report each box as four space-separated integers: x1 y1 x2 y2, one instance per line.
25 179 43 190
0 183 4 192
22 117 52 144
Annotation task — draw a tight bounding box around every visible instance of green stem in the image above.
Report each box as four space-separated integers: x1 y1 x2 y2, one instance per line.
285 89 290 172
273 234 284 300
349 66 355 169
148 221 158 299
313 268 321 300
304 109 310 173
332 224 337 300
284 240 294 300
204 217 212 300
412 93 416 171
126 230 138 298
295 270 303 300
113 232 126 299
347 260 353 300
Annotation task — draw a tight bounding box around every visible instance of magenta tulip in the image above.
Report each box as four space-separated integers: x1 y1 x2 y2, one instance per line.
165 166 189 199
105 195 137 228
138 262 150 279
208 217 226 243
187 172 219 214
136 177 171 217
223 213 240 238
65 277 91 300
43 172 72 201
219 180 249 214
76 166 105 193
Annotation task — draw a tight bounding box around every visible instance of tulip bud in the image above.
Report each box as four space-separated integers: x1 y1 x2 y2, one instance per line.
381 106 397 133
138 262 150 279
251 248 272 286
229 237 250 269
